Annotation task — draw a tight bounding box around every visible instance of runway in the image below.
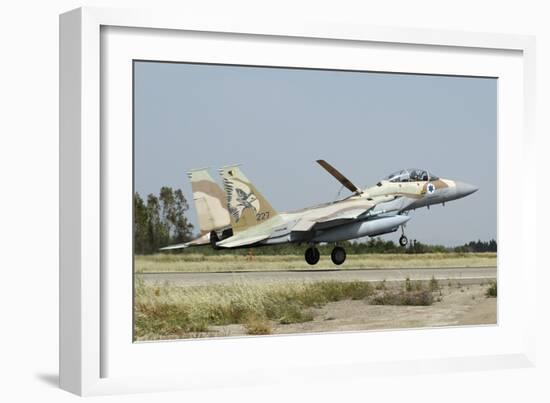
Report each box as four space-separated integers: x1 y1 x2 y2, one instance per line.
136 266 497 286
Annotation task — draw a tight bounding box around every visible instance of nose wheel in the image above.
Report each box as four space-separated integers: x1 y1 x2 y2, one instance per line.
305 246 320 265
399 225 408 247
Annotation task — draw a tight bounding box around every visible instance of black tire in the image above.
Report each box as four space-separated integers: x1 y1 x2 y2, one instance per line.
331 246 346 265
399 235 408 247
305 247 320 265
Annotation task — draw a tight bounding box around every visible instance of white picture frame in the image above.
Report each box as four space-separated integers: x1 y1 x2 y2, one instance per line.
59 6 537 396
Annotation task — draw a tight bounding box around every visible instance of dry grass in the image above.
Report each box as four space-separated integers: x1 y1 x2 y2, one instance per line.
133 275 456 340
244 315 273 335
370 290 434 306
429 275 440 292
135 252 496 273
134 279 374 340
369 277 436 306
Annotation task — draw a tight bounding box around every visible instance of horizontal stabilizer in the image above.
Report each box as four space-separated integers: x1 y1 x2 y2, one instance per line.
159 232 211 251
159 243 190 251
216 234 269 248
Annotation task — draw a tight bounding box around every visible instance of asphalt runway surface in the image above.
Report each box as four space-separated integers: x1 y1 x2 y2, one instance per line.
136 266 497 286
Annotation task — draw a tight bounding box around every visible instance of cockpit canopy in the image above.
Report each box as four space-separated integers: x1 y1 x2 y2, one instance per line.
384 168 439 183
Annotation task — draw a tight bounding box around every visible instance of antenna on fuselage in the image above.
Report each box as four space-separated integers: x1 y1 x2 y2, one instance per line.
333 184 345 203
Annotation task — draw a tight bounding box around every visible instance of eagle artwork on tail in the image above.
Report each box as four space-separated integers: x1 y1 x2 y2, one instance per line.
224 177 260 222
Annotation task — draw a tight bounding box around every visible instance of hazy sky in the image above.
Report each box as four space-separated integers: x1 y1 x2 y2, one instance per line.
134 61 496 246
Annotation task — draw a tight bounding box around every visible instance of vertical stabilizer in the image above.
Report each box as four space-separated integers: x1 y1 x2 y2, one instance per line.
219 166 278 233
187 169 230 235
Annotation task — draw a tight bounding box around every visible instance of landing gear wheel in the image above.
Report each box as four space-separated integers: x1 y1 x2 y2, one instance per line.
331 246 346 265
399 235 408 247
305 247 320 265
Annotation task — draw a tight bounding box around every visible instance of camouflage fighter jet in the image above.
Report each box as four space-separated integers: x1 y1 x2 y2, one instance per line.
161 162 478 265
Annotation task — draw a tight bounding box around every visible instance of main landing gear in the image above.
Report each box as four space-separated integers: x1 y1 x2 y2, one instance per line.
305 246 320 265
331 246 346 265
304 245 347 266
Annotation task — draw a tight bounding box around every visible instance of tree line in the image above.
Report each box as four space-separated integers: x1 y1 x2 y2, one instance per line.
164 238 497 256
453 239 497 253
133 187 194 254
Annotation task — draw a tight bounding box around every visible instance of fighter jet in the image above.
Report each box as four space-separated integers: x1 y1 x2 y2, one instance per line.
161 161 478 265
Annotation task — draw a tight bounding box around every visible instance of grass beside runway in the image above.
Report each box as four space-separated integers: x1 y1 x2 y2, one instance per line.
134 279 375 340
134 276 497 341
134 252 497 273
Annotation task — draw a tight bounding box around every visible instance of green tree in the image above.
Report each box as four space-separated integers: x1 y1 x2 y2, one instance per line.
133 192 148 254
159 186 193 244
173 189 193 243
146 194 169 253
133 188 194 254
159 186 176 239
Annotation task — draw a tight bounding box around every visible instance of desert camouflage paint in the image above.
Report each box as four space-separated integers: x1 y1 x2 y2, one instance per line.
187 169 230 234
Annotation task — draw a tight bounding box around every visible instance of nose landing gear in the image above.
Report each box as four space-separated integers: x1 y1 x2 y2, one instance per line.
399 225 408 247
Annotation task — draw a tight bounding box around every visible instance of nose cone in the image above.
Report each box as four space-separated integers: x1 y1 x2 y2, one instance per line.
454 181 478 198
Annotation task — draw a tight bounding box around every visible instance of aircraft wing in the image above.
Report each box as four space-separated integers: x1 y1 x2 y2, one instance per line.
292 208 369 232
316 208 367 223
